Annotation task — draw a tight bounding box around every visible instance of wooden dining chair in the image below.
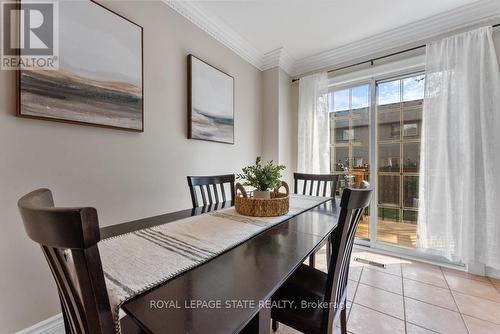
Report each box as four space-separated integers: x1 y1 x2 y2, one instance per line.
18 189 142 334
294 173 340 267
294 173 339 198
271 184 373 334
187 174 236 208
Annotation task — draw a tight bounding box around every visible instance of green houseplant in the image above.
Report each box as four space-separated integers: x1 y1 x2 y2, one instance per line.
238 157 286 199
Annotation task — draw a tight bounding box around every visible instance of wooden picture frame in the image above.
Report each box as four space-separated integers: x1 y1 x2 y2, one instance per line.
188 54 234 144
16 0 144 132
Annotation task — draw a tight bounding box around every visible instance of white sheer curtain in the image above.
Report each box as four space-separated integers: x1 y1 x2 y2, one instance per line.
297 72 330 173
418 27 500 272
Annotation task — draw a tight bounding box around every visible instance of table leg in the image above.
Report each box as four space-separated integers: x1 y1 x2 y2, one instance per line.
239 305 271 334
258 305 271 334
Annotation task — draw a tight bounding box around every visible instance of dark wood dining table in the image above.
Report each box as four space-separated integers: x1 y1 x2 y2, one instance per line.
100 198 339 334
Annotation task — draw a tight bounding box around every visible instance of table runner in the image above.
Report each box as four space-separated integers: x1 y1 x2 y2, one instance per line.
99 194 329 333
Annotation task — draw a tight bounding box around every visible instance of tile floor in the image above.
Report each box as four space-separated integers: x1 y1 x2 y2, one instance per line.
272 248 500 334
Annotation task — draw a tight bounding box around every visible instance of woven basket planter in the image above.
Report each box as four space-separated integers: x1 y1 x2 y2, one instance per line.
234 181 289 217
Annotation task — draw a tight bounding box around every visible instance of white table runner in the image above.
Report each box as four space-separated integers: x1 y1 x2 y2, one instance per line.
99 194 329 333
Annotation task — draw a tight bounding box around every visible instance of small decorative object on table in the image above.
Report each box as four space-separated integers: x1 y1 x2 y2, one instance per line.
235 157 289 217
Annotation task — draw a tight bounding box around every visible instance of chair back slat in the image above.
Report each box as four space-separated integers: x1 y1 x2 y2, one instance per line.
212 184 219 203
205 185 213 205
200 186 207 206
43 246 86 334
18 189 114 334
293 173 339 198
220 183 227 202
187 174 235 208
321 186 373 333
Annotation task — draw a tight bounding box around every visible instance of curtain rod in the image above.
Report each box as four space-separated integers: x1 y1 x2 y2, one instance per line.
291 23 500 83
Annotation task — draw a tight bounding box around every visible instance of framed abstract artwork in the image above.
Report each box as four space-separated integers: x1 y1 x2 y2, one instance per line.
17 0 144 131
188 55 234 144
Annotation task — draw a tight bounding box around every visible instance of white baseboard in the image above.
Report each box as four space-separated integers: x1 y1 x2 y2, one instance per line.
487 267 500 280
16 314 64 334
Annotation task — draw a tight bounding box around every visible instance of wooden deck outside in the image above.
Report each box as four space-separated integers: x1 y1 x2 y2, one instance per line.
355 217 417 248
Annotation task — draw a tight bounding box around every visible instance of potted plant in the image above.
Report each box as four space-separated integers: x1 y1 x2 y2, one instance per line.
238 157 286 199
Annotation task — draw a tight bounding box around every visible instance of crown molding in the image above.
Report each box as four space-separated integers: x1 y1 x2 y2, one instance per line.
291 0 500 76
162 0 500 76
261 47 294 74
162 0 263 69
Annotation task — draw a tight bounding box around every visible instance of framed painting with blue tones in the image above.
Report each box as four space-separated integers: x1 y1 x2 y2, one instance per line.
188 55 234 144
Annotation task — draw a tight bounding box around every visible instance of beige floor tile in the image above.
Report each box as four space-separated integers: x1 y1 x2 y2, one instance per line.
348 265 363 282
453 292 500 325
363 262 402 277
445 275 500 303
347 279 358 302
442 267 491 283
354 283 404 319
403 278 458 311
404 297 468 334
489 277 500 289
348 303 405 334
463 315 500 334
406 323 438 334
402 262 447 288
360 267 403 294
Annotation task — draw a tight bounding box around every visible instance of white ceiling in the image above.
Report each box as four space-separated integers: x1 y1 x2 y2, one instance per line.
165 0 500 74
193 0 478 60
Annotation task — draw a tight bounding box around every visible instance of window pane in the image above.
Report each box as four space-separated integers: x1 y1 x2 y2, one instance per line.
403 142 420 173
378 175 400 205
379 143 400 172
329 83 371 242
403 99 423 139
352 107 369 144
378 80 400 105
333 146 349 171
403 75 425 102
333 119 350 143
376 73 424 249
403 210 418 224
378 207 400 223
352 85 369 109
403 99 423 113
403 120 420 138
333 89 349 112
378 104 400 141
352 146 369 168
404 176 419 208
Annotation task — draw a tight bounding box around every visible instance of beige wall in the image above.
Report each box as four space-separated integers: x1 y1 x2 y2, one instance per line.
0 1 263 332
261 68 296 185
278 69 296 185
261 68 279 163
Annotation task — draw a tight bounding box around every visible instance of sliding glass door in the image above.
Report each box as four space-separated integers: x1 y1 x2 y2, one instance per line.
329 83 371 241
376 74 424 248
329 72 424 251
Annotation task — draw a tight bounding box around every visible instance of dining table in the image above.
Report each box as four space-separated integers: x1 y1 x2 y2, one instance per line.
100 198 339 334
